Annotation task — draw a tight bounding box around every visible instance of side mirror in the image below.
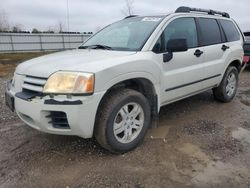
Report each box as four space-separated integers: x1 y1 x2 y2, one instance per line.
167 38 188 52
163 38 188 63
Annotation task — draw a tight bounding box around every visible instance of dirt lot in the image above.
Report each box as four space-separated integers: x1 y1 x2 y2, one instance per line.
1 56 250 187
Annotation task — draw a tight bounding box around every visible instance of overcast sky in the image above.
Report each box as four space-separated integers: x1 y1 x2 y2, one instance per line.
1 0 250 32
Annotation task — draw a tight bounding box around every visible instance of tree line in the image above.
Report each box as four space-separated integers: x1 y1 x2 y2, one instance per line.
0 10 93 34
0 0 134 34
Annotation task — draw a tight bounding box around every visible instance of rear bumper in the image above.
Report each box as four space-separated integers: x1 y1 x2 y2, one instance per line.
243 56 250 64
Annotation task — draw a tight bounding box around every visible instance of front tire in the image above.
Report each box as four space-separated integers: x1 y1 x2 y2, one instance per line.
213 66 239 103
94 89 151 154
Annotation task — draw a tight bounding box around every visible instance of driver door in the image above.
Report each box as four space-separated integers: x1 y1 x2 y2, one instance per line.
153 17 205 104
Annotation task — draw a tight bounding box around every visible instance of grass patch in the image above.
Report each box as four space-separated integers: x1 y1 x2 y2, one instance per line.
0 52 52 64
0 52 53 77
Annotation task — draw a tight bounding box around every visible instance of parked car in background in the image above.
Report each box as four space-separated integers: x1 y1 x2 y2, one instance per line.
244 32 250 42
5 7 244 153
244 32 250 64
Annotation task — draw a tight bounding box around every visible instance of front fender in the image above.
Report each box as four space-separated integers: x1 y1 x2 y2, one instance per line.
96 71 162 112
103 71 158 90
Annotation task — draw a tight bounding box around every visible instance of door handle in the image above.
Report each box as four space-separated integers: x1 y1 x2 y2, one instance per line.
194 49 203 57
221 44 230 51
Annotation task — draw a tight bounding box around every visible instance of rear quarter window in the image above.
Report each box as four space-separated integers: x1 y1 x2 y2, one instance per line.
219 20 240 42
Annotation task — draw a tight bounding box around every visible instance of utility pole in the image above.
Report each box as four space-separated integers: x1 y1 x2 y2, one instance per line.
66 0 71 48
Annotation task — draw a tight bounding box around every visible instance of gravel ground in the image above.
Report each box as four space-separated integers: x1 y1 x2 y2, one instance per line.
1 66 250 187
0 77 19 123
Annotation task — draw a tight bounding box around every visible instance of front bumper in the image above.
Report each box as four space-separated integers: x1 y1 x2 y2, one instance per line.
6 84 105 138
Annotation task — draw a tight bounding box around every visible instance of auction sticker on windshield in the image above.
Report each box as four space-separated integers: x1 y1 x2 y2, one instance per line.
142 17 162 22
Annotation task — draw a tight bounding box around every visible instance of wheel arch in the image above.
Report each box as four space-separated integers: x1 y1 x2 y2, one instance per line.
218 58 242 86
228 59 242 72
94 77 160 132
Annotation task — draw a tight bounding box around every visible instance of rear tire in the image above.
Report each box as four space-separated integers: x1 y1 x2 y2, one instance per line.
213 66 239 103
94 89 151 154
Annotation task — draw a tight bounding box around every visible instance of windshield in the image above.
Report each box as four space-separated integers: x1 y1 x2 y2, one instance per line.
80 16 164 51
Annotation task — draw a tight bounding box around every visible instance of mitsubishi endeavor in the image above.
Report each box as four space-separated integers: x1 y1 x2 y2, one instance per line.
5 7 244 153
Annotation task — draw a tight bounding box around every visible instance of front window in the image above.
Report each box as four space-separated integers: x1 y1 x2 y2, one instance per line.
80 16 164 51
153 17 198 53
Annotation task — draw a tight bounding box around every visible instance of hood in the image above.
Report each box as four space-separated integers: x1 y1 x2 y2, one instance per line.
16 49 136 78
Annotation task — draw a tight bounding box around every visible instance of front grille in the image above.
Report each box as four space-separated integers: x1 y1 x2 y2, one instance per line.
46 111 70 129
22 75 47 94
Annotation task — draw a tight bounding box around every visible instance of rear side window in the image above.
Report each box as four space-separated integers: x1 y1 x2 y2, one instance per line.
219 20 240 42
198 18 222 46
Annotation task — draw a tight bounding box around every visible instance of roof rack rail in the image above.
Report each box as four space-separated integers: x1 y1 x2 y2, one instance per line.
175 6 230 18
124 15 138 19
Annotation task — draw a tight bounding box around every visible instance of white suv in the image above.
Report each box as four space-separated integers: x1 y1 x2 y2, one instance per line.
5 7 244 153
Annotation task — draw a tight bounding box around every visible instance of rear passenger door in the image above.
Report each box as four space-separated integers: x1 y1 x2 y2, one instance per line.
197 18 237 88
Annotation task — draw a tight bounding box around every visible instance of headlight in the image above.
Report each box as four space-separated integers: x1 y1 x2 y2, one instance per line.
43 71 94 94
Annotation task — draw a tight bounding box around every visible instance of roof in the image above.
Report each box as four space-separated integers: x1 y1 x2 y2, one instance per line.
124 7 230 20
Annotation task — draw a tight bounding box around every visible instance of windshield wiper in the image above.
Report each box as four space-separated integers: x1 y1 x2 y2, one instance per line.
78 44 113 50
